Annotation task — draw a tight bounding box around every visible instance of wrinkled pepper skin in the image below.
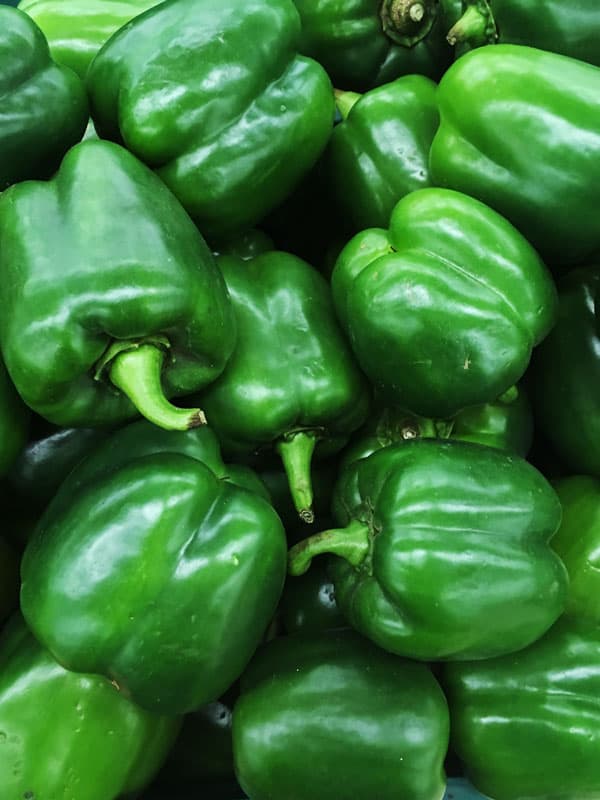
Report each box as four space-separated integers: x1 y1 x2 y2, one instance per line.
332 188 556 419
233 629 449 800
530 267 600 478
551 477 600 623
18 0 160 78
328 75 439 231
447 0 600 67
444 617 600 800
87 0 335 241
0 139 235 431
201 251 370 522
289 439 567 660
0 7 88 189
0 615 180 800
0 360 30 478
21 426 286 714
0 536 19 624
430 45 600 266
293 0 453 90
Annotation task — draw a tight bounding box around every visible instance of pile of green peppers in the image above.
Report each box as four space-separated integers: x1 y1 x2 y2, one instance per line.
0 0 599 798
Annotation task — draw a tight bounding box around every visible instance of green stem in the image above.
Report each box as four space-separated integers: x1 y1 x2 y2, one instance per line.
107 343 206 431
380 0 437 46
446 2 495 46
276 432 317 524
288 518 371 577
334 89 362 120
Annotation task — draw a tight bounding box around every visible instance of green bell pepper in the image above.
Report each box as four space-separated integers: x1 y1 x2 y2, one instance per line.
0 6 88 189
86 0 335 241
444 616 600 800
233 629 449 800
21 422 286 714
328 75 439 231
200 250 370 523
0 139 236 431
0 614 180 800
279 558 346 634
430 45 600 266
18 0 160 78
0 361 29 478
332 188 556 419
289 439 567 660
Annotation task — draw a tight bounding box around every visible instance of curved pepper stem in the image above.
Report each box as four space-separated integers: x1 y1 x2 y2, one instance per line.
107 343 206 431
334 89 362 120
276 431 317 524
446 1 496 46
288 519 371 576
380 0 437 47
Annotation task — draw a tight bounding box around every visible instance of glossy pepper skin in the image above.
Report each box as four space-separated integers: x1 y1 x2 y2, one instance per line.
293 0 453 90
332 188 556 419
0 615 180 800
0 6 88 189
87 0 335 241
0 361 30 478
430 45 600 266
201 251 370 523
447 0 600 67
0 139 235 432
18 0 160 78
445 617 600 800
530 267 600 478
328 75 439 231
233 629 449 800
289 439 567 660
21 423 286 714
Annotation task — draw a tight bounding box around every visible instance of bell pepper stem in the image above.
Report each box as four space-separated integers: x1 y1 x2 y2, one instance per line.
288 518 371 576
380 0 436 46
447 2 495 46
334 89 362 120
108 344 206 431
276 432 317 524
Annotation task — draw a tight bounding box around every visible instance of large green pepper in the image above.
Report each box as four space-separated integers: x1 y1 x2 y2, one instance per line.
200 250 370 522
444 617 600 800
0 139 235 431
529 267 600 478
18 0 160 78
328 75 439 231
289 439 567 660
86 0 335 241
0 614 180 800
0 361 29 477
233 629 449 800
21 423 286 714
430 45 600 266
332 188 556 419
0 6 88 189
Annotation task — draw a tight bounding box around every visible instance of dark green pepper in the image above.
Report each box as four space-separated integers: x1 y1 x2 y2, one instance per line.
87 0 335 241
0 6 88 189
279 559 346 633
0 139 235 431
0 614 180 800
289 439 567 660
233 629 449 800
0 360 29 478
332 188 556 419
430 45 600 266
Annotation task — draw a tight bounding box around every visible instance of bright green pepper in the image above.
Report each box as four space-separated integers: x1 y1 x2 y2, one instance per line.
0 139 235 431
233 629 449 800
18 0 160 78
20 422 286 714
201 250 370 523
444 617 600 800
86 0 335 241
289 439 567 660
0 6 88 189
0 614 180 800
332 188 556 419
0 361 29 478
327 75 439 231
430 45 600 266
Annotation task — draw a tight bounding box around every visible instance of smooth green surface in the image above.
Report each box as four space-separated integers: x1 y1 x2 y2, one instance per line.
291 439 566 660
0 139 235 429
430 44 600 266
0 360 29 478
332 187 556 418
0 6 88 189
233 629 449 800
87 0 335 240
0 615 179 800
445 617 600 799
